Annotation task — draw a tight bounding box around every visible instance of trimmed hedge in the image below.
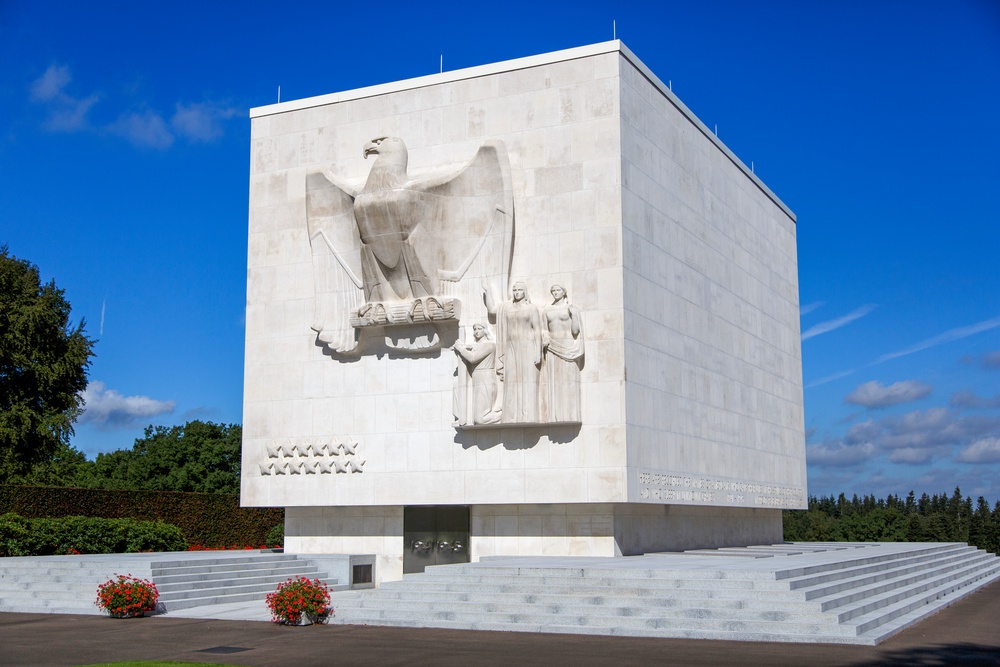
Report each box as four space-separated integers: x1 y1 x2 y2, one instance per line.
0 513 186 556
0 485 283 548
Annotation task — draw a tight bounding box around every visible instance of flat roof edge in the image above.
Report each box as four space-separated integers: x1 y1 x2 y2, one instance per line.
616 43 795 222
249 41 623 118
250 40 795 223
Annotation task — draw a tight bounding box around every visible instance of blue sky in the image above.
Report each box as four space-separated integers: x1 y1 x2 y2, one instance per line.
1 1 998 502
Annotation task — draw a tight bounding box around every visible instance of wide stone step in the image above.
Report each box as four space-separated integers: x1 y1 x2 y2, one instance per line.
786 545 975 588
0 598 103 614
842 561 1000 633
330 595 838 624
826 556 1000 617
392 573 795 591
791 548 986 594
156 571 324 593
157 577 337 602
162 581 353 611
805 552 997 603
377 579 808 601
330 605 858 637
154 564 322 586
150 556 302 576
331 587 825 612
773 543 970 580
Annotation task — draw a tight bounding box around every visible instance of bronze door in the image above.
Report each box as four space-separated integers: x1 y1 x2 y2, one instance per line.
403 506 470 574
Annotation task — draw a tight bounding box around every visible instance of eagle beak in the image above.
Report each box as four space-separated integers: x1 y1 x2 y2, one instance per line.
363 142 377 159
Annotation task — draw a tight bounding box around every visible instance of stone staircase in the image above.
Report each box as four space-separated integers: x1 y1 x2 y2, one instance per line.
0 551 345 615
326 542 1000 645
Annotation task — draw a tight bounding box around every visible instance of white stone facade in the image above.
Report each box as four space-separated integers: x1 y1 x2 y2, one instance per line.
243 42 805 582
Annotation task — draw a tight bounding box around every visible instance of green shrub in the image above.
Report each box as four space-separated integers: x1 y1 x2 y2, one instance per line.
0 513 186 555
0 485 282 548
0 513 31 556
266 522 284 547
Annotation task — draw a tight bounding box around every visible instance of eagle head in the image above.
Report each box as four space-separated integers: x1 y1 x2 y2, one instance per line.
363 136 408 169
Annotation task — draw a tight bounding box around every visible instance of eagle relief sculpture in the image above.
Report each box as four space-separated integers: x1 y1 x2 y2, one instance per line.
306 136 514 355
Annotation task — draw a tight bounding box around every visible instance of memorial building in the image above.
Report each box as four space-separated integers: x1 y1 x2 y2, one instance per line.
242 41 807 583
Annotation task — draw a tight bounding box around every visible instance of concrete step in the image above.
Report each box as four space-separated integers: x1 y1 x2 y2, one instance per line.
773 543 970 580
154 565 323 587
0 551 342 614
163 581 354 611
157 571 324 594
329 543 1000 644
159 577 338 602
805 552 996 603
791 547 987 595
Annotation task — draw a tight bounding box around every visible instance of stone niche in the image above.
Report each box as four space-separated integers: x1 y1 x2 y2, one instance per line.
242 41 807 583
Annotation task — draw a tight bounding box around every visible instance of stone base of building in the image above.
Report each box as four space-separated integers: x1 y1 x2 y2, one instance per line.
284 504 783 584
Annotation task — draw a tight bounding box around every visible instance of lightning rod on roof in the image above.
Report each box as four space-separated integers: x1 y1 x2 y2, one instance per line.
440 55 443 73
613 20 616 40
277 86 281 103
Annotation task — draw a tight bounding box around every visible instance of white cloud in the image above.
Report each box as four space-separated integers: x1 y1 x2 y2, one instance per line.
807 407 1000 471
110 111 174 149
951 391 1000 409
957 437 1000 464
171 102 238 142
845 380 932 408
28 63 237 149
29 64 100 131
30 65 72 101
888 447 935 465
876 316 1000 364
801 304 876 341
79 381 176 429
807 440 877 467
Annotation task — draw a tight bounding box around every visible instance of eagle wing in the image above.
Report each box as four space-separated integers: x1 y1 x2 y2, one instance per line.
305 170 365 354
406 140 514 325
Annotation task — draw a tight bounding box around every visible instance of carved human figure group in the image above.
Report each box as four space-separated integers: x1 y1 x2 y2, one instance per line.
452 283 584 426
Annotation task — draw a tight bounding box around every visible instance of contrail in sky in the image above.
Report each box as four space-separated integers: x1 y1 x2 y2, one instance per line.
100 297 106 336
801 304 876 341
874 315 1000 364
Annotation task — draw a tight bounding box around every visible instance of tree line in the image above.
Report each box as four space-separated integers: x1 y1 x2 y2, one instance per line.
6 421 242 494
783 488 1000 555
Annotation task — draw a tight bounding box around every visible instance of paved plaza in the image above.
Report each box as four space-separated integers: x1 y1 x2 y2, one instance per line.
1 580 998 666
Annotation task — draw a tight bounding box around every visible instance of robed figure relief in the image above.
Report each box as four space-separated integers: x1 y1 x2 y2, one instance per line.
305 136 514 354
451 323 501 426
485 281 543 424
541 284 584 422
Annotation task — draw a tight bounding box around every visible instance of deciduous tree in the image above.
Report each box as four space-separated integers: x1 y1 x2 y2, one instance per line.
0 246 94 479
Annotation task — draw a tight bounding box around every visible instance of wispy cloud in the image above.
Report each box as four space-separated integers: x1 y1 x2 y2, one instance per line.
801 304 876 341
956 437 1000 464
28 63 238 149
805 368 857 388
800 301 825 316
951 391 1000 409
29 64 100 131
110 111 174 149
808 407 1000 470
79 381 175 429
806 318 1000 389
876 316 1000 364
845 380 932 409
171 102 238 142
